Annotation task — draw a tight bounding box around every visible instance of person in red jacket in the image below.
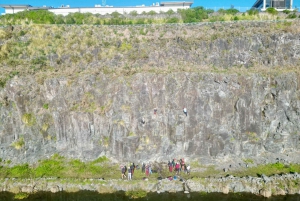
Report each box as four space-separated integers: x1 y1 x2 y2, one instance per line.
145 164 150 177
168 161 173 172
175 163 180 174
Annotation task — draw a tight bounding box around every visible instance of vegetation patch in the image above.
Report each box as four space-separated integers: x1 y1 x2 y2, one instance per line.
7 163 31 178
0 6 292 26
125 190 147 199
100 137 110 147
43 103 49 109
21 113 36 126
14 192 29 200
41 123 49 132
243 158 254 164
34 155 65 177
231 163 300 177
11 137 25 150
128 131 136 137
246 132 259 143
0 154 118 179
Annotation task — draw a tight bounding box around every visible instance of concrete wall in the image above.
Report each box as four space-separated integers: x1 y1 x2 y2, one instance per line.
4 7 29 14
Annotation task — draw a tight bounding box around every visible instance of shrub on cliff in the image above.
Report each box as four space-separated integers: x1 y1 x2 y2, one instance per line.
218 8 239 15
226 8 239 15
166 17 180 23
266 7 278 15
287 12 298 19
147 10 157 16
247 9 259 16
11 137 25 150
1 10 56 24
22 113 36 127
129 10 138 17
178 6 210 23
65 15 76 24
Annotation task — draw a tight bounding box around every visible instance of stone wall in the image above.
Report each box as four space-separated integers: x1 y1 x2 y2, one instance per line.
1 173 300 197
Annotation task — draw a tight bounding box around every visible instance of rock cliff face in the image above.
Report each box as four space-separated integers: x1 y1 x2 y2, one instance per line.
1 21 300 165
1 72 300 165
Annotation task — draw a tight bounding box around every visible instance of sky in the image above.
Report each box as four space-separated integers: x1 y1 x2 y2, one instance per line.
1 0 300 14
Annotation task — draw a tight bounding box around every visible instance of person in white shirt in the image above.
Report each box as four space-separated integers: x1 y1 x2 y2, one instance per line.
183 107 187 116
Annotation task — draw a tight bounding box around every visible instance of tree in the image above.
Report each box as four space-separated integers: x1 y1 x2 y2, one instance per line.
72 12 85 24
217 8 226 14
55 14 65 24
226 8 239 15
65 15 75 24
129 10 138 16
166 9 175 16
147 10 157 15
111 11 121 18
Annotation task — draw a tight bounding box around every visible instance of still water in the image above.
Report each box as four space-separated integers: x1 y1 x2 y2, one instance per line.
1 191 300 201
0 191 300 201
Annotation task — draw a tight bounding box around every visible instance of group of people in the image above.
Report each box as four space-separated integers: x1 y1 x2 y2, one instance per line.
141 162 152 177
120 160 190 180
120 163 136 180
168 158 190 175
120 162 152 180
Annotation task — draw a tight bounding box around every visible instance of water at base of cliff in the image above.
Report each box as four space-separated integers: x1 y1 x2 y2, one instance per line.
1 191 300 201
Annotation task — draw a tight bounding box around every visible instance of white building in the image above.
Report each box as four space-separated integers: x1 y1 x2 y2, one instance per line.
0 2 193 16
252 0 293 11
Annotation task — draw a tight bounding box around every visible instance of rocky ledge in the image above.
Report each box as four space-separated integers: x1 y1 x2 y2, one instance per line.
1 173 300 198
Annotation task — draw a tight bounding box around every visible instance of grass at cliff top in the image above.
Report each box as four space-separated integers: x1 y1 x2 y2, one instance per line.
0 8 286 26
0 19 299 90
1 155 300 180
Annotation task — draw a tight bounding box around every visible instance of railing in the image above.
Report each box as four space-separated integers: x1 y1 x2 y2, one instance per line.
203 7 252 12
203 6 297 12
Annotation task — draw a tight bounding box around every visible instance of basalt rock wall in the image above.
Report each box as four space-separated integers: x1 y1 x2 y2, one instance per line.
1 72 300 165
1 21 300 165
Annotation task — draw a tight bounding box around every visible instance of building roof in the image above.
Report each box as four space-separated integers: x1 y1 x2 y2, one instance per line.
252 0 263 8
0 4 32 8
160 1 193 6
29 6 53 10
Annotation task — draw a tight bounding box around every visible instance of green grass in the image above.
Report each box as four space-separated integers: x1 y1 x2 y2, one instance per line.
34 156 65 177
1 156 300 181
0 7 292 27
0 20 299 90
228 163 300 177
0 154 118 179
34 155 115 179
7 164 31 178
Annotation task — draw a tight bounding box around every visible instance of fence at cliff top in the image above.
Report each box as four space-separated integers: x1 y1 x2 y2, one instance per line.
0 19 298 29
204 6 299 12
203 7 252 12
